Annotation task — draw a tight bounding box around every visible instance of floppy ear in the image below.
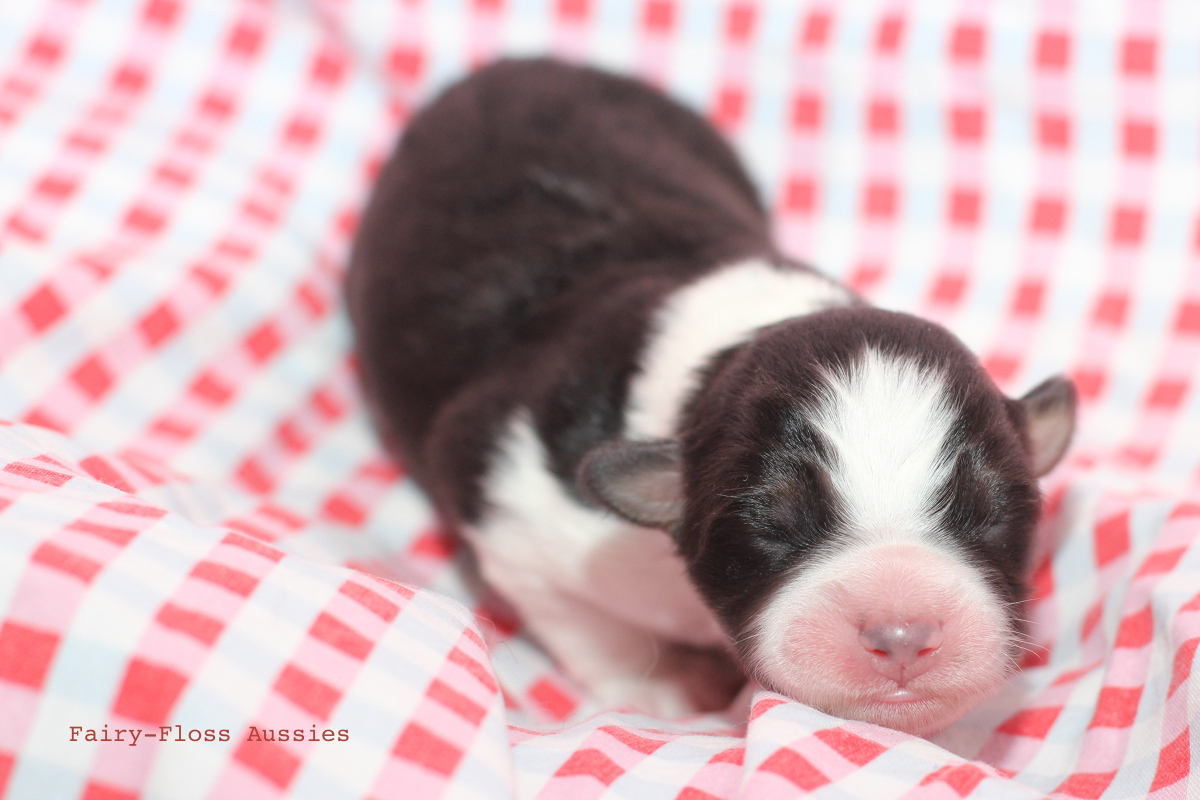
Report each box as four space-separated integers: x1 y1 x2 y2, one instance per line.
1018 375 1077 476
577 439 684 527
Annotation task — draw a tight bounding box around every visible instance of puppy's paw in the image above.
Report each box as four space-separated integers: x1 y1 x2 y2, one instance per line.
591 645 746 718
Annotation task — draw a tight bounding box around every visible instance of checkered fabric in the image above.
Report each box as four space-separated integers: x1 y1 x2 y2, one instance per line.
1 0 1199 797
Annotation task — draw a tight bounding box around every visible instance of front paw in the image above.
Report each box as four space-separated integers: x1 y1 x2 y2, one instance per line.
591 645 746 718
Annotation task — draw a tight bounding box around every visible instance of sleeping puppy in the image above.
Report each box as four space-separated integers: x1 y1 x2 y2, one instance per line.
346 58 1076 735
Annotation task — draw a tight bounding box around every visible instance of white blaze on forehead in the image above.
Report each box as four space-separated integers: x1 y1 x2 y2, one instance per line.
812 348 959 540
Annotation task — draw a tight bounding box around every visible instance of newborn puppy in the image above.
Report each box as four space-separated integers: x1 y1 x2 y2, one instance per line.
346 58 1076 735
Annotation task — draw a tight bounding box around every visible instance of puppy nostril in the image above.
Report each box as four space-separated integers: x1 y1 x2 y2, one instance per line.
860 620 943 665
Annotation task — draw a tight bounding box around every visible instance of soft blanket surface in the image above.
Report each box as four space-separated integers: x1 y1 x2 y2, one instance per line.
1 0 1199 798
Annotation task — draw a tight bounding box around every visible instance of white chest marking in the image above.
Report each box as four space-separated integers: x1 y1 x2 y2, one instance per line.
469 412 725 645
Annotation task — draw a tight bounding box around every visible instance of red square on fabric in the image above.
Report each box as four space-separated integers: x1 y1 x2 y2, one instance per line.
394 723 463 776
1038 113 1070 149
139 304 178 347
1056 770 1116 799
527 677 576 720
949 24 984 61
1110 207 1144 245
1073 368 1104 401
714 88 746 128
677 789 723 800
1115 604 1154 649
641 0 674 33
1168 637 1198 696
862 183 897 218
69 519 137 546
228 21 265 56
814 728 886 765
1013 281 1044 315
555 748 623 785
791 94 822 131
801 11 831 47
193 373 233 404
1151 728 1189 791
72 356 114 400
1136 545 1185 577
448 646 498 693
1146 380 1187 410
760 749 829 791
27 35 63 65
725 4 755 42
35 174 74 200
275 665 341 720
0 622 59 688
556 0 589 22
340 581 400 621
875 15 903 52
5 460 72 487
924 763 987 795
948 189 980 225
388 48 424 82
144 0 180 27
1173 301 1200 334
311 50 346 85
81 782 137 800
931 274 966 305
1093 511 1130 566
113 659 188 724
712 747 744 764
310 612 372 660
79 457 135 493
156 603 224 645
867 100 898 135
783 178 817 213
1030 197 1066 233
1121 37 1155 75
32 542 102 583
124 205 165 234
222 532 284 563
191 561 257 597
1036 31 1070 69
949 106 985 142
1089 685 1141 728
602 725 669 756
21 285 66 332
996 706 1061 738
0 752 12 796
322 494 366 525
1123 120 1156 157
245 324 282 363
234 738 301 789
428 679 487 725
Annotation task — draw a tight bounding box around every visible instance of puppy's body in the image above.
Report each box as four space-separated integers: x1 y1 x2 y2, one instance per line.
347 59 1075 732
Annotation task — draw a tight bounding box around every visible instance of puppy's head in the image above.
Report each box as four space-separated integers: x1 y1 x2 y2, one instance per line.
580 308 1075 735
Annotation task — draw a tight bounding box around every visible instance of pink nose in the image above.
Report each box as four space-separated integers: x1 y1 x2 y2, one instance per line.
860 620 943 685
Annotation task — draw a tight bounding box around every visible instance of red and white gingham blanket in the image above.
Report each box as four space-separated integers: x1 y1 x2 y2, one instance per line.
2 1 1199 798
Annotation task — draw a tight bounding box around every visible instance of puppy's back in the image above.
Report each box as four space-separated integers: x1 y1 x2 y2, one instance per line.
347 59 773 474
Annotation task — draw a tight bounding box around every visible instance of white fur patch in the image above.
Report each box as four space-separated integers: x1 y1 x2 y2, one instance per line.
810 348 959 543
469 412 725 647
625 258 853 439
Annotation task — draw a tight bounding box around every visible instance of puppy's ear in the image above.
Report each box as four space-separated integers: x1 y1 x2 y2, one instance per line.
577 439 684 527
1017 376 1077 476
